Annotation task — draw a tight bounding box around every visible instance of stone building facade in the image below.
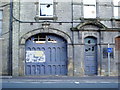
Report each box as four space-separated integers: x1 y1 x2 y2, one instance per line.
0 0 120 77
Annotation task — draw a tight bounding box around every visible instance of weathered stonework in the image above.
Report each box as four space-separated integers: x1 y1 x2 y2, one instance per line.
0 0 120 76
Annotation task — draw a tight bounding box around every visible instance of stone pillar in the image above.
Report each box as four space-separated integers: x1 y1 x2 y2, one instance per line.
12 0 20 76
0 38 4 75
67 45 74 76
97 43 102 76
19 45 25 76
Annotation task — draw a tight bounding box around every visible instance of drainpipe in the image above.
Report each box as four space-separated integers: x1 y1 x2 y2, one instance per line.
8 0 13 75
71 0 75 76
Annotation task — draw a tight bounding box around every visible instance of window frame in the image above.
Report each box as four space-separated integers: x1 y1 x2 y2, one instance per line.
83 0 97 18
113 0 120 19
38 0 54 19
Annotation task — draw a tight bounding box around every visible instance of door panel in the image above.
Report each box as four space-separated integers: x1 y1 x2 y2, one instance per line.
84 37 97 75
25 34 67 76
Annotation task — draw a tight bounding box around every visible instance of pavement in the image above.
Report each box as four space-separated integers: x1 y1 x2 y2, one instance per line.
1 76 119 83
1 76 120 89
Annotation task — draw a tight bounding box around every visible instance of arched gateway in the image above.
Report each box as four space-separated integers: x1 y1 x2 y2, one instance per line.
25 33 68 75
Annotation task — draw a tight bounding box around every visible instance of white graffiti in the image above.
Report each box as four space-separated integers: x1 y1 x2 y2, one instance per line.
26 51 45 63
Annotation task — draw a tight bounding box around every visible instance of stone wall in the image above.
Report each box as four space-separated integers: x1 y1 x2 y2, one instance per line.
0 0 120 76
0 2 10 75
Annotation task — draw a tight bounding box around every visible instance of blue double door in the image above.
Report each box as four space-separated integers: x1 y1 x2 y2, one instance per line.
25 34 67 76
84 37 98 75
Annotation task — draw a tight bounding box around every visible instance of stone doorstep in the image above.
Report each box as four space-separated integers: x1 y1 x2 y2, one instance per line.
0 76 12 79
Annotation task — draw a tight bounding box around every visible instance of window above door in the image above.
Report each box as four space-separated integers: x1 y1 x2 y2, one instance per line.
39 0 53 17
83 0 96 18
35 0 57 20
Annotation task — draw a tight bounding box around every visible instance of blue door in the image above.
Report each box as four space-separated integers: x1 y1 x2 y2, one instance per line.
25 34 67 76
84 37 97 75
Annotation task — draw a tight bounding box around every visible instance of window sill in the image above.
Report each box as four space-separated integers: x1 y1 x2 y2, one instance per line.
34 15 58 21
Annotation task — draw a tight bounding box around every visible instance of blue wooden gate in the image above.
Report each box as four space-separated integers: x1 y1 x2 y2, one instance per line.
84 37 97 75
25 34 67 76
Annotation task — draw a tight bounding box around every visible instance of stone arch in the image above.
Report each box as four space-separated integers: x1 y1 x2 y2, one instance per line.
83 34 99 44
115 36 120 50
84 36 97 43
111 34 120 43
19 28 73 76
115 35 120 41
76 21 107 30
20 28 72 45
84 35 97 40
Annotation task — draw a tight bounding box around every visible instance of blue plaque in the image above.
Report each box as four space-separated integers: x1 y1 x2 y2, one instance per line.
107 48 113 53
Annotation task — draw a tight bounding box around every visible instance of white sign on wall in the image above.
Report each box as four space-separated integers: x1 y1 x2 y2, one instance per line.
26 51 45 62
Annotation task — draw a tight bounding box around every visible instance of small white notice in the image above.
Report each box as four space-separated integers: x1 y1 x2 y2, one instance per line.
26 51 45 62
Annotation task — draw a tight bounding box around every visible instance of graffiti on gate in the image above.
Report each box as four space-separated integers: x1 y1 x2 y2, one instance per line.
26 51 45 62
